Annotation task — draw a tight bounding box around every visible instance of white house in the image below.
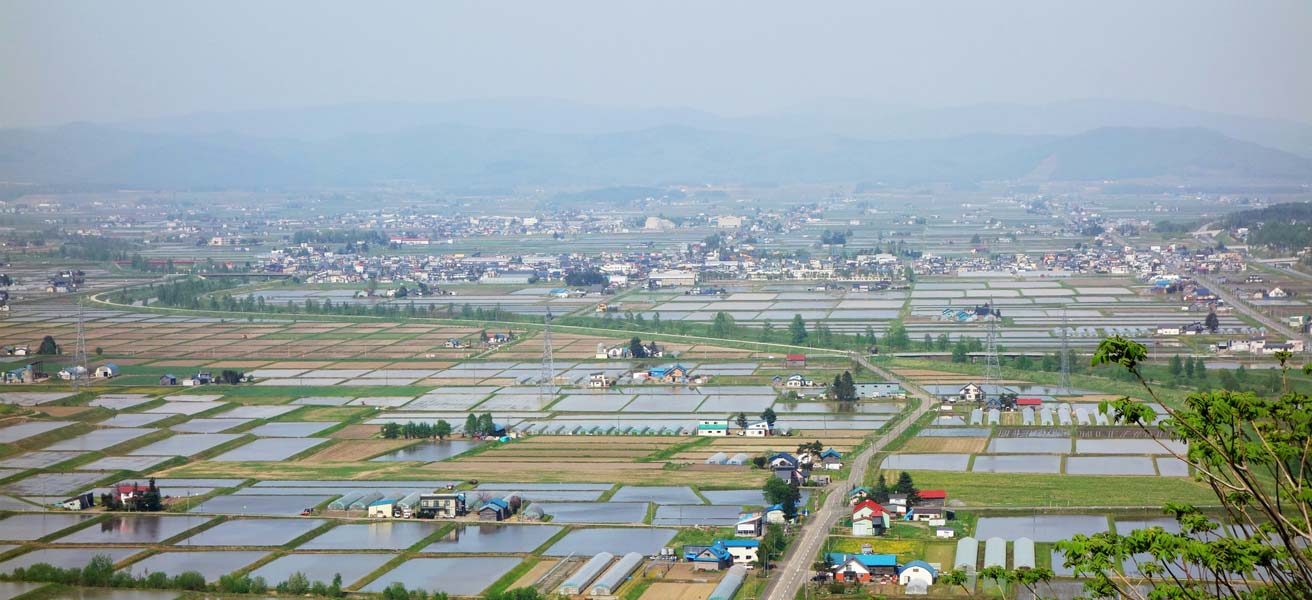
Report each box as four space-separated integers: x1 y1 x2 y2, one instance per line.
957 383 983 403
94 363 120 379
697 419 729 437
898 560 937 588
743 421 772 437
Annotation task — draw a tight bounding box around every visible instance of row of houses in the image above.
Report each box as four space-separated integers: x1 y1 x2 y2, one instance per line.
695 419 773 437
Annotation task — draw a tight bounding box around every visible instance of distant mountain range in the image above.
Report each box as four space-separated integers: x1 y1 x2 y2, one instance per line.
1 98 1310 188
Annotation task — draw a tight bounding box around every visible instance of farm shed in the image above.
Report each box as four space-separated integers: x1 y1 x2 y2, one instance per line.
1040 407 1054 426
954 536 978 571
986 408 1000 425
1075 407 1091 425
705 452 729 465
1021 407 1034 425
329 491 364 510
708 565 746 600
969 408 983 425
558 552 614 595
367 498 397 518
590 551 643 595
1014 537 1036 570
726 453 750 465
984 537 1007 569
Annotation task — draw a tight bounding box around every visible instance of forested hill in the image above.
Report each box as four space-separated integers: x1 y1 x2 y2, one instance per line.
1222 202 1312 251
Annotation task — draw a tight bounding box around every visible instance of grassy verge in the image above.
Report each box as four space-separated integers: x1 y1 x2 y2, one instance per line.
482 558 539 596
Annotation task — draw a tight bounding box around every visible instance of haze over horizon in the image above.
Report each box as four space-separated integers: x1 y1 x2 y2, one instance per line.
3 0 1311 129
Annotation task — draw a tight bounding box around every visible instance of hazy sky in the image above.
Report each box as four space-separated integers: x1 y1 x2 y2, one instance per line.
3 0 1310 127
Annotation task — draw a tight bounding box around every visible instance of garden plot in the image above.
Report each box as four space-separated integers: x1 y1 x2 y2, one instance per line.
971 455 1062 474
0 513 97 541
532 502 648 523
191 494 334 516
610 485 702 504
144 401 226 416
250 553 395 588
422 524 562 553
545 527 677 556
0 547 143 572
219 405 299 419
99 414 170 428
170 419 252 433
129 433 244 457
247 422 335 437
1074 439 1186 454
3 472 105 495
77 456 173 472
976 514 1109 542
179 519 327 548
361 557 521 596
986 438 1072 453
880 454 971 471
299 521 442 550
1065 456 1157 475
126 551 268 580
369 441 481 462
212 438 326 461
0 452 85 469
652 505 742 526
57 515 212 544
0 421 76 443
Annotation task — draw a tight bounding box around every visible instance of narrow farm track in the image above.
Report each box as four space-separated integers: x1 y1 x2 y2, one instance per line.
763 353 933 600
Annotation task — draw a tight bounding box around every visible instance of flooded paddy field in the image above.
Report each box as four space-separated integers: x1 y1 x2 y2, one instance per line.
125 551 268 580
545 527 677 556
250 553 395 587
369 440 480 462
976 514 1110 541
0 514 98 541
212 438 328 461
178 518 327 546
297 521 442 550
191 494 336 516
56 516 212 544
0 547 144 572
361 557 522 596
531 502 648 524
422 524 562 554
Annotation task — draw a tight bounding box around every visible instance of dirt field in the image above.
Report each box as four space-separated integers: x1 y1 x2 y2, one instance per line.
330 424 383 439
639 582 717 600
509 559 557 590
33 406 96 417
898 437 989 453
299 439 417 462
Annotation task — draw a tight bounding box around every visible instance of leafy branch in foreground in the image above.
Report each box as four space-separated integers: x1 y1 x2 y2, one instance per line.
1058 336 1312 600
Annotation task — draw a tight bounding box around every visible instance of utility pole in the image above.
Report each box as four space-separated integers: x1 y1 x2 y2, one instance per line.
1060 307 1071 394
539 308 556 406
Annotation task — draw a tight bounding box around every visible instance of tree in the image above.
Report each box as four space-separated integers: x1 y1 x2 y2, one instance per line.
628 336 646 359
759 320 774 341
763 478 801 521
37 335 58 355
1195 357 1207 380
1063 335 1312 600
1204 310 1220 333
709 311 735 338
94 347 103 357
788 314 808 344
894 471 920 505
433 420 452 440
1184 355 1195 378
464 414 479 436
951 341 969 363
1168 354 1183 377
478 413 495 436
735 411 749 430
872 473 890 503
760 407 777 427
219 369 244 385
885 321 911 350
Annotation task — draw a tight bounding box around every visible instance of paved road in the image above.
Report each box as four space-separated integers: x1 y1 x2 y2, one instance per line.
1195 273 1302 340
763 354 935 600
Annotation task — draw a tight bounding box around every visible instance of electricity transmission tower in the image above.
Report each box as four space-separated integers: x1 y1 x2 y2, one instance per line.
72 300 88 391
982 301 1004 407
1059 307 1072 394
539 308 556 406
